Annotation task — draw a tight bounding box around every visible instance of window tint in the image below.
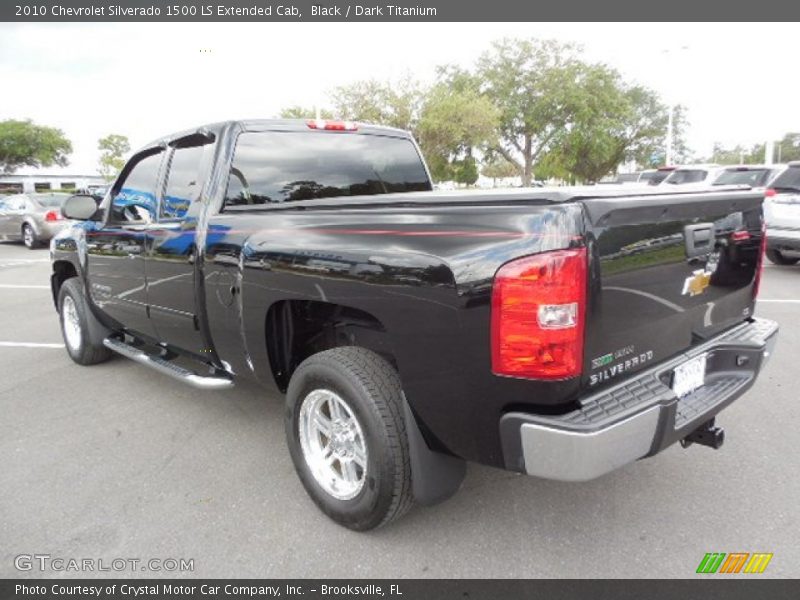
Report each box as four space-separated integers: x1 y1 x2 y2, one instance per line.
666 169 706 184
110 151 163 223
641 170 671 185
224 131 431 207
4 195 26 211
162 144 209 219
31 194 68 208
771 167 800 191
713 169 770 187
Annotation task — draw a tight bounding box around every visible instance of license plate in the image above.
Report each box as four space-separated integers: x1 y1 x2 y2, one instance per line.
672 353 707 398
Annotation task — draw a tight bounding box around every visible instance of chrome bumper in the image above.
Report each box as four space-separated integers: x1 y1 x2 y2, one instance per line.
500 318 779 482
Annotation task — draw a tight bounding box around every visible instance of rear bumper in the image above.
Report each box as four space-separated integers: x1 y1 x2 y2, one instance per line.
35 220 70 241
499 318 779 481
767 226 800 252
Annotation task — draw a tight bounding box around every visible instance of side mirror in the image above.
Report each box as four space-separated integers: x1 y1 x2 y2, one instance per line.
62 194 99 221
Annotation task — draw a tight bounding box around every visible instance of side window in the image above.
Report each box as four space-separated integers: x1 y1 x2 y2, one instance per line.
162 144 210 219
6 196 26 211
110 151 163 223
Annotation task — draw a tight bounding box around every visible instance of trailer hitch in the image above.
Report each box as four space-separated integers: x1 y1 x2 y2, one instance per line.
681 418 725 450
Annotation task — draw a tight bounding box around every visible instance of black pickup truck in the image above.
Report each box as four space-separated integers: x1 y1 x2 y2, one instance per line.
51 119 778 530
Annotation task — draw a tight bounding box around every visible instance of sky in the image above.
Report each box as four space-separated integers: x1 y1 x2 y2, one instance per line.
1 22 797 175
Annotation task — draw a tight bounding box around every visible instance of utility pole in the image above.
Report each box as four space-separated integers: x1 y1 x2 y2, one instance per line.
765 140 774 166
666 106 674 165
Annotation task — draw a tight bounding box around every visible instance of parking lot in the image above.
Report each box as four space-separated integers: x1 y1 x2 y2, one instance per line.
0 240 798 579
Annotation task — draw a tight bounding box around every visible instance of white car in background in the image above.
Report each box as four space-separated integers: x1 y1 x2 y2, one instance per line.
661 164 724 186
712 164 785 188
763 162 800 265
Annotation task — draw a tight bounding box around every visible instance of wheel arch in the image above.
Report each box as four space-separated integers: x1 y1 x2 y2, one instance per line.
265 299 396 393
50 259 79 309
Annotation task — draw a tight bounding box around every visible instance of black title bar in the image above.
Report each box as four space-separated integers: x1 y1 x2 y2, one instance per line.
3 0 800 21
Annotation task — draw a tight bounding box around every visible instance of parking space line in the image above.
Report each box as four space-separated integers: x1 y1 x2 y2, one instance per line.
758 299 800 304
0 284 50 289
0 341 64 348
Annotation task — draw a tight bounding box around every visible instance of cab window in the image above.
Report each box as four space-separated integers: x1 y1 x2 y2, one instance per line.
110 151 164 223
161 143 212 219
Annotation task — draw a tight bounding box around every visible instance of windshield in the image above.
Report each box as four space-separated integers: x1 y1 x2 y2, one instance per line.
641 170 671 185
665 169 707 184
713 168 771 187
771 167 800 192
30 194 69 207
224 131 431 207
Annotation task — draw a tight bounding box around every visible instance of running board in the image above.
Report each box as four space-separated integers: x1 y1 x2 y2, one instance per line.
103 337 234 390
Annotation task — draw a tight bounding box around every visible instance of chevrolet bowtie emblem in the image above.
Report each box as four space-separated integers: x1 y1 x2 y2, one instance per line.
682 269 711 296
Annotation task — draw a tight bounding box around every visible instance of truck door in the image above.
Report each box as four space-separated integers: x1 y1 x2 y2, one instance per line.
145 133 216 356
85 148 165 339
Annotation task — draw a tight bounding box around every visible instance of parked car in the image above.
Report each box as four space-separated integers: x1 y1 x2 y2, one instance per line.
662 164 723 186
639 166 676 185
50 119 777 530
763 161 800 265
712 165 785 188
0 192 71 248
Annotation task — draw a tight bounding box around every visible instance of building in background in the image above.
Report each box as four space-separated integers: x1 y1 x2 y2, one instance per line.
0 172 106 194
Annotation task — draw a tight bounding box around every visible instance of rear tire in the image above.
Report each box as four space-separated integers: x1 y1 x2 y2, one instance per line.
285 347 413 531
58 278 113 365
22 224 39 249
766 249 799 266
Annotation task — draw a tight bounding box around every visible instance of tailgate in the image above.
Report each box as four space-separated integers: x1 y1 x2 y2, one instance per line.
581 189 764 390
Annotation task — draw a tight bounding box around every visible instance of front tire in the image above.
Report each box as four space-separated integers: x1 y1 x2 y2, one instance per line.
58 278 113 365
766 249 799 266
22 224 39 249
285 347 413 531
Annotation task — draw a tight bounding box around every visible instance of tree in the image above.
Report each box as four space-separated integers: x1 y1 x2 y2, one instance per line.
452 156 479 186
776 132 800 163
330 75 424 132
476 38 593 185
97 134 130 182
279 106 334 120
554 83 689 181
416 83 499 182
481 156 518 185
475 38 687 184
0 119 72 174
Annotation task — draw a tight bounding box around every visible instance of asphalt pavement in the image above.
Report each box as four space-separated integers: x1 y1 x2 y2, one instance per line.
1 241 798 578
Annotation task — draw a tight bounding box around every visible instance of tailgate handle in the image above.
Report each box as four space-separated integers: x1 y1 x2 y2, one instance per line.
684 223 714 259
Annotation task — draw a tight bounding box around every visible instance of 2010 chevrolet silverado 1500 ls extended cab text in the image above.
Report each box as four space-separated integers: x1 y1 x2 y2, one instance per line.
50 119 778 530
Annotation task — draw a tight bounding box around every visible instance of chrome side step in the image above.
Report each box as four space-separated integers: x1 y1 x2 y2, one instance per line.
103 337 234 390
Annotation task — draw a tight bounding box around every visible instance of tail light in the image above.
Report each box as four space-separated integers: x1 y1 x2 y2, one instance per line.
753 223 767 299
306 119 358 131
491 247 587 380
44 210 63 222
731 230 750 242
765 188 776 198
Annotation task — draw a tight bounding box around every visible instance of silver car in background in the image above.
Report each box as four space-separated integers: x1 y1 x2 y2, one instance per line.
764 162 800 265
0 193 72 249
661 164 723 186
712 164 785 188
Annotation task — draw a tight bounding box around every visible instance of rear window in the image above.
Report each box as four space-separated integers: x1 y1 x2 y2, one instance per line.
31 194 68 207
771 167 800 192
665 169 707 184
224 131 431 207
640 170 671 185
713 168 771 187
